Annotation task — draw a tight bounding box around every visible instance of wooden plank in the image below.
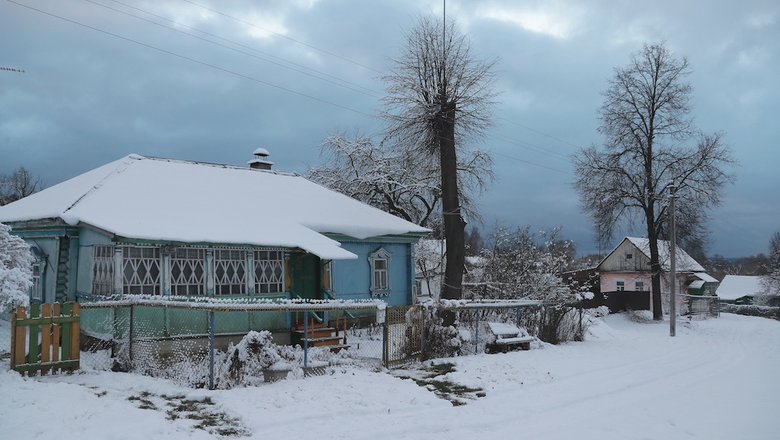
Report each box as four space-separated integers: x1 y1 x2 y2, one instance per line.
27 303 40 370
52 303 61 365
10 307 18 370
70 303 81 369
60 303 72 361
40 303 52 375
13 307 27 371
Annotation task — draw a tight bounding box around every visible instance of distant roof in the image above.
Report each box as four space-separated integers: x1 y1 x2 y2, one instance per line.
0 154 429 259
715 275 765 300
693 272 718 283
253 147 270 156
624 237 705 272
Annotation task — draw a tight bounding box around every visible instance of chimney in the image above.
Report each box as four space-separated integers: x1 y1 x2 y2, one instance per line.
248 147 273 170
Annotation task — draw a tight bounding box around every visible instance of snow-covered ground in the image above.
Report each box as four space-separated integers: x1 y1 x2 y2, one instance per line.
2 313 778 439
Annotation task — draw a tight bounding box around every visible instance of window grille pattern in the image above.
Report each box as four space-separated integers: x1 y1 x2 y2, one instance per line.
123 246 161 295
31 263 42 301
254 250 284 294
215 249 246 295
92 245 114 296
616 281 625 292
171 248 206 296
369 248 391 297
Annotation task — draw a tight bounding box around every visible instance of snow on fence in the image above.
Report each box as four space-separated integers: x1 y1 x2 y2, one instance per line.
10 302 81 375
79 296 386 389
435 300 588 353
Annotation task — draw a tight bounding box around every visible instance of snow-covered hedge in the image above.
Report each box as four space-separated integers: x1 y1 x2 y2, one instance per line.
0 223 33 312
721 304 780 321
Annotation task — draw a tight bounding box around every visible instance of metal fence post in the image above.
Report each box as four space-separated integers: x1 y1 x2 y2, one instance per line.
303 311 309 369
128 305 134 366
208 309 215 390
475 311 480 354
382 315 388 368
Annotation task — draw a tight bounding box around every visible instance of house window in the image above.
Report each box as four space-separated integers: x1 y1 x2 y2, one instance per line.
214 249 246 295
30 262 42 302
616 281 625 292
122 246 161 295
171 248 206 296
92 245 114 296
626 253 633 259
254 250 284 294
635 281 644 291
368 248 391 296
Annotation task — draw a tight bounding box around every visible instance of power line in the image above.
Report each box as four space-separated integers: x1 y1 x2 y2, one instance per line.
497 116 582 150
487 132 571 162
7 0 375 118
490 151 568 174
175 0 585 158
178 0 384 75
86 0 381 98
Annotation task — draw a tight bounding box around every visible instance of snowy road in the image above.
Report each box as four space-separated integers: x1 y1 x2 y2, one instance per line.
2 313 778 439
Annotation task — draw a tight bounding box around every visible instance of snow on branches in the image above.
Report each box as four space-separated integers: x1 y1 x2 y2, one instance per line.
467 226 576 302
0 223 33 311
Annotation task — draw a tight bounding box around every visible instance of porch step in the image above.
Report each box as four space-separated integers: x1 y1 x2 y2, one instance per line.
302 335 344 347
292 327 337 339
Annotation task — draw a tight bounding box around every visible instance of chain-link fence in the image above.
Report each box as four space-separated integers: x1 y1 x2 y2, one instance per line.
80 297 385 388
681 294 719 319
437 300 592 356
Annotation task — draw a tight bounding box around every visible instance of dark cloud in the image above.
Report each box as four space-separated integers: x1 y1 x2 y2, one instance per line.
1 0 777 256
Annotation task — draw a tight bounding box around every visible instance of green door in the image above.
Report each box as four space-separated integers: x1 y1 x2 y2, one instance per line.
290 253 320 300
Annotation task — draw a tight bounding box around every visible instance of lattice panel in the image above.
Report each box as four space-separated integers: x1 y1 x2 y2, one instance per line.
92 245 114 296
214 249 246 295
123 246 161 295
171 248 206 296
254 250 284 294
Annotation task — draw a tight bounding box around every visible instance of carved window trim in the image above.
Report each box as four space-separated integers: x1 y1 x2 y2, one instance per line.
369 248 391 297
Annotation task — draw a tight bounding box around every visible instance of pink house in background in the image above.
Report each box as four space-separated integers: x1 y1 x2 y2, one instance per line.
596 237 718 314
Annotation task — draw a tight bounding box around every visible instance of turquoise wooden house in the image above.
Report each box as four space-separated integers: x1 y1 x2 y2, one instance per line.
0 153 428 340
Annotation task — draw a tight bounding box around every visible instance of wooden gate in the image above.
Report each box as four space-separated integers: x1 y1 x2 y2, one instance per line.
383 305 423 369
10 303 80 375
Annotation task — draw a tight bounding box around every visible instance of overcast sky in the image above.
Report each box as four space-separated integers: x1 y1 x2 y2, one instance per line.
1 0 778 257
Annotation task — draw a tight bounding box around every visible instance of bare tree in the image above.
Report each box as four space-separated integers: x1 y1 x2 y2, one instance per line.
383 16 496 308
308 133 491 229
0 167 41 205
574 43 735 320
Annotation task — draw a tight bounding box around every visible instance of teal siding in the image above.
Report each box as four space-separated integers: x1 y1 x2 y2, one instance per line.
332 241 413 307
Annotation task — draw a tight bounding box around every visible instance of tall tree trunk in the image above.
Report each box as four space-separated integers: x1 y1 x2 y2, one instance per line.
439 102 465 325
647 221 664 320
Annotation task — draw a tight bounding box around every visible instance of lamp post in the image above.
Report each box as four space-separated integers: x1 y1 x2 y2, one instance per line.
669 184 677 337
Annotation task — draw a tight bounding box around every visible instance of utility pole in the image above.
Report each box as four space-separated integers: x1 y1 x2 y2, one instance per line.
669 183 677 337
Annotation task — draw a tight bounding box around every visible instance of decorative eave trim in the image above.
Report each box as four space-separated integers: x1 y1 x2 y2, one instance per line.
6 219 79 238
324 232 428 244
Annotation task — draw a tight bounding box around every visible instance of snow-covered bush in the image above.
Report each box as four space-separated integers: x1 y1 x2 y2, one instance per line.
0 223 33 312
422 306 465 360
214 331 288 389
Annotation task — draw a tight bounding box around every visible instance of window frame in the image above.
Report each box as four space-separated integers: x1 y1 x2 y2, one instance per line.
616 280 625 292
368 248 391 297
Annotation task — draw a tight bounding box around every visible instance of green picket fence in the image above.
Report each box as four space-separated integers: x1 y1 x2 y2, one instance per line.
10 302 80 375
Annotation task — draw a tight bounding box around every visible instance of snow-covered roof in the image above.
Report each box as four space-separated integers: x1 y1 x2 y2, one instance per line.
624 237 705 272
688 280 705 289
715 275 765 300
0 155 429 259
253 147 270 156
693 272 718 283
